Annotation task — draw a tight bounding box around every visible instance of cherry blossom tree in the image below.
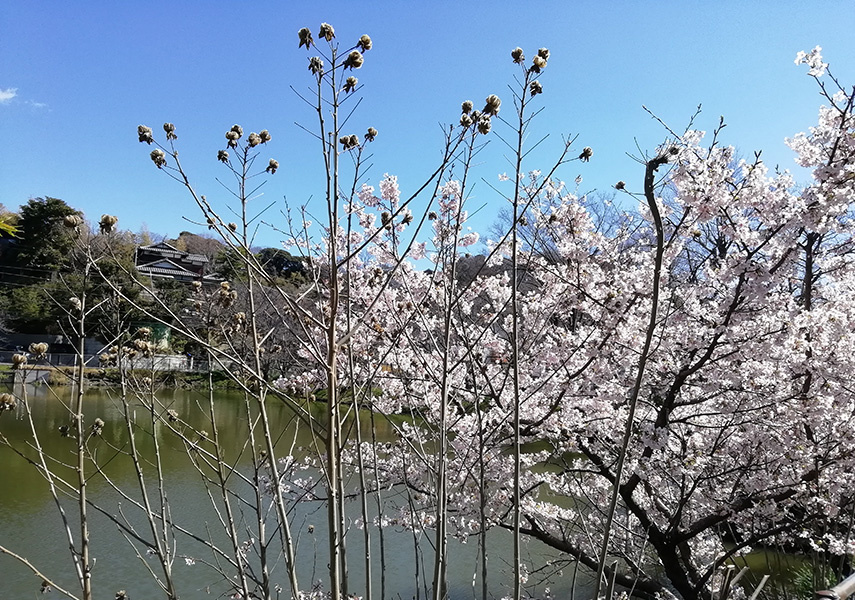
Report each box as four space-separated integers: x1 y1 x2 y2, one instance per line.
271 45 855 600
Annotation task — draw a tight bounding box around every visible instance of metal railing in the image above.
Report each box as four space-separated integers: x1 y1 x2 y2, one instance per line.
817 572 855 600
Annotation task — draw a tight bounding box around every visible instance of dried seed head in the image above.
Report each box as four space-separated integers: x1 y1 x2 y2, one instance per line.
99 214 118 234
167 409 179 422
477 116 492 135
428 211 438 220
343 50 364 70
460 113 473 128
230 124 243 137
225 130 240 148
340 135 359 150
163 122 177 140
266 159 279 174
220 281 231 290
248 132 262 147
358 34 372 51
531 55 547 73
318 23 335 42
218 149 229 163
228 222 237 232
64 214 84 229
483 94 501 116
136 327 151 339
308 56 324 75
70 297 82 310
150 149 167 168
298 27 313 49
529 80 543 96
461 100 474 114
511 47 525 64
29 342 48 359
579 147 593 162
259 130 271 143
93 417 105 434
365 127 378 141
138 125 154 144
537 48 550 61
0 393 16 411
343 76 358 93
615 181 626 190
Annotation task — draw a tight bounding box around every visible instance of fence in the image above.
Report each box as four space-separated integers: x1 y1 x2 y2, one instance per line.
0 351 212 373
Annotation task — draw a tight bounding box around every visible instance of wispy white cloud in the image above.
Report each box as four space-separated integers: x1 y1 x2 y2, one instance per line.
0 88 18 103
27 100 48 109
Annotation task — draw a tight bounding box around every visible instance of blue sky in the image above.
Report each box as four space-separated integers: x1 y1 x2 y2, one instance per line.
2 1 855 249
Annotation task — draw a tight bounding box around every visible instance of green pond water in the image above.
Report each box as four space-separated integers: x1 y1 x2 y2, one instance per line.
0 383 585 599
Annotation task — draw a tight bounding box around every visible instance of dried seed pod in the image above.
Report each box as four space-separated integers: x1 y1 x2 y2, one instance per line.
318 22 335 42
343 50 364 70
477 116 492 135
64 214 84 229
298 27 313 49
531 55 547 73
357 34 372 51
99 214 118 234
28 342 48 359
0 393 17 411
150 149 167 168
308 56 324 75
138 125 154 144
483 94 501 116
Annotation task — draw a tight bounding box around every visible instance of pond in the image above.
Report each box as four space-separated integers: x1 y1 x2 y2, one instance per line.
0 383 587 599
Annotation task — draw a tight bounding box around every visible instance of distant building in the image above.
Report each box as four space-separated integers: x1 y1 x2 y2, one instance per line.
135 242 212 283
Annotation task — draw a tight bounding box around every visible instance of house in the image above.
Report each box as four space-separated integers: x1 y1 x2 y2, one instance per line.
135 242 211 283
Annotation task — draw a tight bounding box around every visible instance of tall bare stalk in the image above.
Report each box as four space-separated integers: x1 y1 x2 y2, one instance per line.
592 152 668 600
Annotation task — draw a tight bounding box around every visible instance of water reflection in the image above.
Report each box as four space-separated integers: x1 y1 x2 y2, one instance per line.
0 384 583 599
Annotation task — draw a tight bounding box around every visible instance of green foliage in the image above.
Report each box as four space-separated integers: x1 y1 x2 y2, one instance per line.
0 285 54 332
8 197 81 269
214 246 307 287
